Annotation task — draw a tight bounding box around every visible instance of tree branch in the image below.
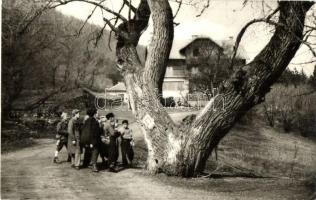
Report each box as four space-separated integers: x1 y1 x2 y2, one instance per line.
173 0 182 19
196 0 210 17
229 7 280 70
103 17 129 39
51 0 128 22
143 0 174 94
76 3 99 36
123 0 137 13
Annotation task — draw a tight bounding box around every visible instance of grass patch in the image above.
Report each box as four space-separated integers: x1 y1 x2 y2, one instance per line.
1 120 54 153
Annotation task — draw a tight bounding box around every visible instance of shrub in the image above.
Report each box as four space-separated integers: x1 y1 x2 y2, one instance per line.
263 84 316 136
160 97 176 107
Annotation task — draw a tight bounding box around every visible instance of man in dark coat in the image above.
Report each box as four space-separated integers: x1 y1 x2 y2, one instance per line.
103 112 120 172
67 109 81 169
80 108 101 172
53 112 71 163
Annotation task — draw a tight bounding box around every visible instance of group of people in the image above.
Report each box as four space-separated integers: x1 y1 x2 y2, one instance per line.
53 108 134 173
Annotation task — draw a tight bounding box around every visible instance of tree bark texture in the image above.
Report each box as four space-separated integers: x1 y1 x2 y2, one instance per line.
115 0 314 177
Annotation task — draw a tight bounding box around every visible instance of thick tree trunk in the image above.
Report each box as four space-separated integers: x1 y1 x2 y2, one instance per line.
116 0 179 173
115 0 314 177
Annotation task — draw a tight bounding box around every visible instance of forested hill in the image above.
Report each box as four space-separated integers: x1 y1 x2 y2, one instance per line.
2 0 133 113
3 0 124 91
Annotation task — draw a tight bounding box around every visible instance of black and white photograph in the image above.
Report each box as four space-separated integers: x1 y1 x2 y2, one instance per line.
1 0 316 199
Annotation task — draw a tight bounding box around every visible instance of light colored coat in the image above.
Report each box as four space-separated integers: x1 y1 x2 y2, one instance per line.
67 118 80 154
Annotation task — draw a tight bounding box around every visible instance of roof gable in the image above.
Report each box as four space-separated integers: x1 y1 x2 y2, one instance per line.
106 82 126 92
143 36 249 61
179 37 223 56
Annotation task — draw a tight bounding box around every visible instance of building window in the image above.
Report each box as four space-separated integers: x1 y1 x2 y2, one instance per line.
172 66 185 76
163 81 185 91
193 48 200 57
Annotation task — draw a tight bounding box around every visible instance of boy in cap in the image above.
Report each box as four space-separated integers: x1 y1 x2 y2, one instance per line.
53 112 71 163
67 109 81 169
120 120 134 167
103 112 120 172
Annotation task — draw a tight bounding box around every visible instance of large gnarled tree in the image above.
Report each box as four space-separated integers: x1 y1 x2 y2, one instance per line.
44 0 314 177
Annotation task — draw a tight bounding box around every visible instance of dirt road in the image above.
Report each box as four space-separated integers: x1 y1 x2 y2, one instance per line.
1 139 314 200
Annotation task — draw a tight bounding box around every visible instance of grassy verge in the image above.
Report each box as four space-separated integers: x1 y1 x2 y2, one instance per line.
1 120 54 153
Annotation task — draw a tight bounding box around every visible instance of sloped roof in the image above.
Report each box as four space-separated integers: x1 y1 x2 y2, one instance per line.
82 87 104 97
169 39 187 59
179 37 223 56
106 82 126 92
168 36 249 60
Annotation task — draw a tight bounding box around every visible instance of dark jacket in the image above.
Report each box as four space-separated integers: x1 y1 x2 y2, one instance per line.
67 118 80 154
56 120 68 141
103 121 120 163
103 121 120 138
80 117 101 146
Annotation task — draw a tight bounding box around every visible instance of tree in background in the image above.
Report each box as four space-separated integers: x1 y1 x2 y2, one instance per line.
277 68 309 86
1 0 122 117
188 57 234 97
2 1 59 117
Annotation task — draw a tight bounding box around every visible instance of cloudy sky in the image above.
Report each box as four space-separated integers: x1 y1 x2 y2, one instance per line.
56 0 315 75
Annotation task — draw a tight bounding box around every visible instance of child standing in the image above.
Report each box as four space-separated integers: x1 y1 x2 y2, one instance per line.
53 112 70 163
120 120 134 167
104 113 120 172
67 109 81 170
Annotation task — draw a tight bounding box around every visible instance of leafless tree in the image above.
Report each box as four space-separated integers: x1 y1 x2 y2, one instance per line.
2 1 116 115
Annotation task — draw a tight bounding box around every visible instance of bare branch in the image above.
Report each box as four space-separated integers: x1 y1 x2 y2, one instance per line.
108 30 114 51
19 0 55 35
229 7 280 69
104 0 126 51
196 0 210 17
123 0 137 13
76 4 98 36
50 0 128 22
115 1 126 26
103 17 129 39
291 59 316 65
301 41 316 57
128 0 132 21
173 0 182 19
94 23 107 47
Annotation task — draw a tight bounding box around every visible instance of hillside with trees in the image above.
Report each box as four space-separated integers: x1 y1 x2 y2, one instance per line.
2 0 122 117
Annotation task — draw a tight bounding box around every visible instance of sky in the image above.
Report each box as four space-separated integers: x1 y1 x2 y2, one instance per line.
56 0 316 76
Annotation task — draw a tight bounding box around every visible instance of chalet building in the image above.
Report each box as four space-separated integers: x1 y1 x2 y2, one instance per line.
162 36 248 99
106 36 248 101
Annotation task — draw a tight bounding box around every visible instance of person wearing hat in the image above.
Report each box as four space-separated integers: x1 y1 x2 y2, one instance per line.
53 112 71 163
67 109 81 169
80 108 101 172
103 112 120 172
